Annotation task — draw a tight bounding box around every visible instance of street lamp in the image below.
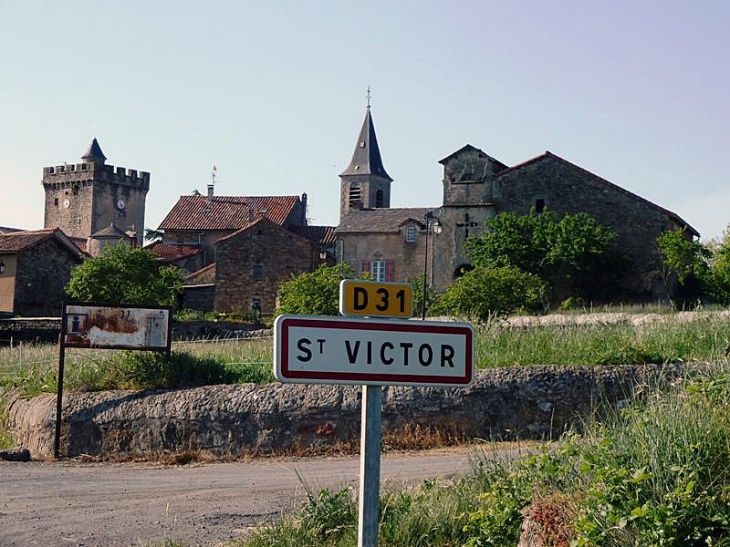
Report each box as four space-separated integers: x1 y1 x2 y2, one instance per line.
421 211 441 319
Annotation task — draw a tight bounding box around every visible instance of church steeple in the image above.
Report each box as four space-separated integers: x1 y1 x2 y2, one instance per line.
340 107 392 181
339 93 393 220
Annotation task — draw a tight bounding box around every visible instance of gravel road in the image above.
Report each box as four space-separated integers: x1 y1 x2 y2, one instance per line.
0 447 514 547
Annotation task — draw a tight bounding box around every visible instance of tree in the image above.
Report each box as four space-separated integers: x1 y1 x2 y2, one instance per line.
276 263 356 316
656 229 711 307
431 266 546 321
66 244 183 307
705 224 730 305
465 210 621 303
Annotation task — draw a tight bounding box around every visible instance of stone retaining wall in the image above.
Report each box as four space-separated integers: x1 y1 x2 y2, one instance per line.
3 363 698 458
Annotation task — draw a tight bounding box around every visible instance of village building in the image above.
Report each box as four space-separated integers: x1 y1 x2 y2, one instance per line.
0 228 86 316
155 183 335 313
336 107 699 302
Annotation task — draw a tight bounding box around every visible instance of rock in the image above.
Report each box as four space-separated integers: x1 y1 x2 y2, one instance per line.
0 448 31 462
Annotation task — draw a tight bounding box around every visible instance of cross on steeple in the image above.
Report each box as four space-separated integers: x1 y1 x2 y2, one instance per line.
366 85 371 109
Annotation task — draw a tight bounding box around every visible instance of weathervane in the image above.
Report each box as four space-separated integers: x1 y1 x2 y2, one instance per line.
366 85 371 109
211 164 217 185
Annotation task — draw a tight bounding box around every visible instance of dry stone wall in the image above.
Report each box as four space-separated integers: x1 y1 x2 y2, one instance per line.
3 362 696 458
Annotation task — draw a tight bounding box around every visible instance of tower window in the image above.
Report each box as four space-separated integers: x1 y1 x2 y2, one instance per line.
349 184 362 207
253 265 264 279
534 198 546 213
54 197 59 206
375 189 384 208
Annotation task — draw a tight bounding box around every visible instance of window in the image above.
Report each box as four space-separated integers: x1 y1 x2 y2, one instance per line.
348 184 362 207
375 189 384 208
406 225 417 243
534 198 546 213
371 260 385 282
253 265 264 279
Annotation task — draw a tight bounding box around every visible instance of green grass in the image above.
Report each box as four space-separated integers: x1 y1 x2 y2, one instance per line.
475 313 730 367
237 364 730 546
1 312 729 396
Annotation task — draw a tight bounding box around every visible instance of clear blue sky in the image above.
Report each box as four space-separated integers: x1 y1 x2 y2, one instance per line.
1 1 728 240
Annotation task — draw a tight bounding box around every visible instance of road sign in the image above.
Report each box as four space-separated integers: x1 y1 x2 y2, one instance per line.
339 280 414 318
274 314 474 387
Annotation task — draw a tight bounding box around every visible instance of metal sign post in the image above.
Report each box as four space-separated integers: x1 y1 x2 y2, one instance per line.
358 384 382 547
274 311 474 547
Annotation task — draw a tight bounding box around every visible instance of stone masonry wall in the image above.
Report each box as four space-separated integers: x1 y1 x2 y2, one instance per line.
4 363 698 458
214 220 315 314
497 157 673 295
14 239 82 317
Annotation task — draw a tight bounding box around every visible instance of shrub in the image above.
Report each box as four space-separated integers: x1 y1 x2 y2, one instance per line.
432 266 546 321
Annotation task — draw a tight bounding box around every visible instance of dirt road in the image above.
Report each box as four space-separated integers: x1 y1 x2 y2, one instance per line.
0 447 515 547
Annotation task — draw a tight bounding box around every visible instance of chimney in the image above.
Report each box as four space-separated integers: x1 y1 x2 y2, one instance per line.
207 183 214 203
300 192 308 226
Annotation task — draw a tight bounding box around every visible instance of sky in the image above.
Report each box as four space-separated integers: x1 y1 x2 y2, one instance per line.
1 1 728 241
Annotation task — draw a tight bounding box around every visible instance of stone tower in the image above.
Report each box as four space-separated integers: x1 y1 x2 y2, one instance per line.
339 107 393 221
42 139 150 248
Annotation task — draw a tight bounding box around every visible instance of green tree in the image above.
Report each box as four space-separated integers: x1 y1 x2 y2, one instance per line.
705 224 730 305
465 210 621 303
431 266 546 321
277 263 355 316
656 229 711 307
66 244 183 306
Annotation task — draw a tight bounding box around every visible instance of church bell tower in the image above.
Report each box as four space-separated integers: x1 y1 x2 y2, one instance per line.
339 98 393 221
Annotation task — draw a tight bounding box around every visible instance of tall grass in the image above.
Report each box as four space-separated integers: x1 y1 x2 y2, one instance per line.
476 313 730 367
238 364 730 546
1 312 728 395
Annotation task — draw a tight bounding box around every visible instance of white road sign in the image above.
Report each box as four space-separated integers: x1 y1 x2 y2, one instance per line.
273 314 474 387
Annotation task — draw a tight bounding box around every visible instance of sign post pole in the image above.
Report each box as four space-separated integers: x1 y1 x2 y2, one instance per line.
358 385 382 547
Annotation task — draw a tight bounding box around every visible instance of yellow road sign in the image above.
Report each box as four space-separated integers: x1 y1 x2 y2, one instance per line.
339 280 414 318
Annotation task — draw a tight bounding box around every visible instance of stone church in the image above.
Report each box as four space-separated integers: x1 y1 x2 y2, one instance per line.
335 107 699 301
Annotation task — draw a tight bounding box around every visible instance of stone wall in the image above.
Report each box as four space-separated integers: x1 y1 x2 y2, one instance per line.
214 218 316 314
3 363 696 458
15 238 82 317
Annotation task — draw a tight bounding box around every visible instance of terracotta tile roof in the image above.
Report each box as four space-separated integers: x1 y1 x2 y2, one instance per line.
0 226 24 234
497 152 700 237
158 195 300 231
145 241 202 260
0 228 85 258
336 208 435 234
288 225 337 246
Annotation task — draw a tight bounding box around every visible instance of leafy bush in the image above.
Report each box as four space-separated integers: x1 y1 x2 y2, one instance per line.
66 244 182 306
465 210 624 303
277 263 355 316
432 266 546 321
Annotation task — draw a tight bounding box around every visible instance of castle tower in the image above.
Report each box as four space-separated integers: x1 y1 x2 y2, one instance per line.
42 138 150 247
339 106 393 221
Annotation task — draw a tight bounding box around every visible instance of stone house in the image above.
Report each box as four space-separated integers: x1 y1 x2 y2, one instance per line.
0 228 86 317
214 217 335 314
336 108 699 302
157 186 310 267
156 184 335 313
